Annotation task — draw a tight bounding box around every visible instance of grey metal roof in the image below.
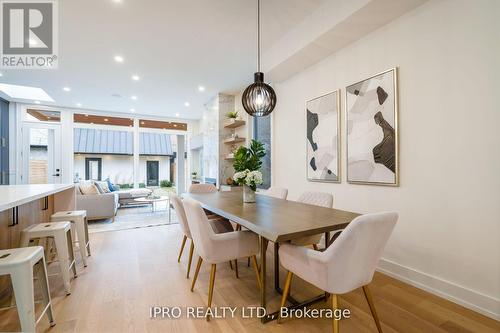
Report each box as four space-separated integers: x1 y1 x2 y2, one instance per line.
74 128 172 155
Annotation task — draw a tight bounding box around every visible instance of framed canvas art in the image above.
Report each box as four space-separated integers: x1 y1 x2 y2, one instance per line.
346 68 399 186
306 90 340 182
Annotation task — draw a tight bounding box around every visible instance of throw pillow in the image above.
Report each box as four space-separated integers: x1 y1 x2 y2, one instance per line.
79 181 99 195
96 181 110 193
106 178 116 192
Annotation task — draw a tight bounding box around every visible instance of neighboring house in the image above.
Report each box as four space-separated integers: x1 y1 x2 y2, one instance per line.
73 128 173 186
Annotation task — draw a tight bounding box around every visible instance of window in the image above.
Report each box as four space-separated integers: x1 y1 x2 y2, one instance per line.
26 109 61 123
85 158 102 181
253 116 271 189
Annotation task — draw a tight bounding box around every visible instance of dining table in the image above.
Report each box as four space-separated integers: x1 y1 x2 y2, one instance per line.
184 190 360 323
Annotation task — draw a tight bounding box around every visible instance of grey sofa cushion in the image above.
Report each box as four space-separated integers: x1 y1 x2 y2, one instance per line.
115 188 152 199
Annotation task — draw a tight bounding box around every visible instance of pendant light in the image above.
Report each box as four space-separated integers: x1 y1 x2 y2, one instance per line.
242 0 277 117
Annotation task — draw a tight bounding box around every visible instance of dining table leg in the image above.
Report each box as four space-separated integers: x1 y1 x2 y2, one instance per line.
260 236 269 324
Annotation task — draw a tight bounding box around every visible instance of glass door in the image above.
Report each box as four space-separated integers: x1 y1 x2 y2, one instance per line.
22 123 62 184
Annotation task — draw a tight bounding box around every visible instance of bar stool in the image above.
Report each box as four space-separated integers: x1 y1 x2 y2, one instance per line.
0 246 55 332
51 210 90 267
20 222 77 295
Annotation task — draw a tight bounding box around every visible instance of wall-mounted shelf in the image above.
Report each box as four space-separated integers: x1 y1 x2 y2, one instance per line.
224 137 245 144
223 119 246 129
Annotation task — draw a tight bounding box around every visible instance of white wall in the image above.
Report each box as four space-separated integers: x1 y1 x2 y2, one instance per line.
74 154 171 185
74 154 134 185
139 156 170 184
272 0 499 319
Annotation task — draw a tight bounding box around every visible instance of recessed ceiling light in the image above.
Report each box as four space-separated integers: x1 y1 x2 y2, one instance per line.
34 100 40 104
131 95 137 100
104 118 109 122
173 124 177 127
198 86 205 92
175 113 180 117
131 75 140 81
114 55 124 63
63 87 71 92
140 121 145 125
90 122 94 125
84 114 89 117
130 108 135 112
184 102 190 107
76 103 82 107
112 0 123 3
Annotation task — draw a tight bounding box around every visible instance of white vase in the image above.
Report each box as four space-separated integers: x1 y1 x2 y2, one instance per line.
243 185 256 203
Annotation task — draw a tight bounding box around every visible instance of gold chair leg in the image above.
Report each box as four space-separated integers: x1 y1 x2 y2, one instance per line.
312 244 319 251
278 271 293 324
332 294 339 333
191 257 203 291
234 259 239 278
186 241 194 278
247 257 250 267
178 235 187 262
363 285 383 333
207 264 217 321
229 260 233 270
250 255 262 290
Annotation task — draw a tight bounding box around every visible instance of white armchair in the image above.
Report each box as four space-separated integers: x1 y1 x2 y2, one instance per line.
278 211 398 332
257 187 288 199
182 197 261 320
291 191 333 249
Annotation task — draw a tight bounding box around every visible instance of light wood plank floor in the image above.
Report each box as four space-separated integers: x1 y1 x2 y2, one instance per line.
0 224 498 333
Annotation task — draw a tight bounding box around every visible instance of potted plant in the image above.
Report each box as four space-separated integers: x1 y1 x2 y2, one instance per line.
232 140 265 203
226 111 239 119
191 171 197 180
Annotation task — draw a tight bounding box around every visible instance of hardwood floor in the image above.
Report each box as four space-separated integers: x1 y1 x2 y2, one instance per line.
0 224 498 333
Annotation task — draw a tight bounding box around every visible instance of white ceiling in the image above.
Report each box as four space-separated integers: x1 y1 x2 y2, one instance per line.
0 0 325 119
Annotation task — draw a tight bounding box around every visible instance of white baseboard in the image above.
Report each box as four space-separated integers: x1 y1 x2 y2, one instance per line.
377 258 500 321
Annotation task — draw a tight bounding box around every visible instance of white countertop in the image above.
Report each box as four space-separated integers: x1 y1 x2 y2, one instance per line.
0 184 75 211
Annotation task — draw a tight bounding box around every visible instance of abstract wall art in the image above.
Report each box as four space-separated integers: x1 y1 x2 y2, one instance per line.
306 90 340 182
346 68 398 186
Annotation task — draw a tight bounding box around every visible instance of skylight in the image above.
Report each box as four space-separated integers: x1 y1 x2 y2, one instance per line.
0 83 54 102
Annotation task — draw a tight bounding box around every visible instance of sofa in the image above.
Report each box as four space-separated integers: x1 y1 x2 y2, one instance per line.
76 185 119 221
115 187 153 206
75 181 153 221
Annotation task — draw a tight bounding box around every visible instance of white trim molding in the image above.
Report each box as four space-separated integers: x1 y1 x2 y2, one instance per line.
378 258 500 321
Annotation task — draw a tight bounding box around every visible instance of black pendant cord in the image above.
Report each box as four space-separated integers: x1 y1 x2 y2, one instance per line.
257 0 260 73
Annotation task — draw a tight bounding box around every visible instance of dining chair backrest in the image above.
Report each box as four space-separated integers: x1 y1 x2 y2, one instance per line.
259 187 288 200
188 183 217 193
323 212 398 294
297 191 333 208
182 198 216 260
170 194 191 238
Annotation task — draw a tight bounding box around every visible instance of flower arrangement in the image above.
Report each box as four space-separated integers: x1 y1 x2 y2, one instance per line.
233 169 263 191
232 140 266 202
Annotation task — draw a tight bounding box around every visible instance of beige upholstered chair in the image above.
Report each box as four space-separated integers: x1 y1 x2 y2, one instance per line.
171 194 234 278
278 212 398 332
291 191 333 249
258 187 288 199
188 183 217 193
183 198 262 320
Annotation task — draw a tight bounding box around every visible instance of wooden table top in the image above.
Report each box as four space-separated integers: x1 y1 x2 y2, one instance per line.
184 191 360 242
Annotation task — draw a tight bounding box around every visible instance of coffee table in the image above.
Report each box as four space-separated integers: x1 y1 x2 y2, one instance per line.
134 196 171 221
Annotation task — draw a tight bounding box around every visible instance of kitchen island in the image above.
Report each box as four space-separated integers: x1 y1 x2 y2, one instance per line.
0 184 77 304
